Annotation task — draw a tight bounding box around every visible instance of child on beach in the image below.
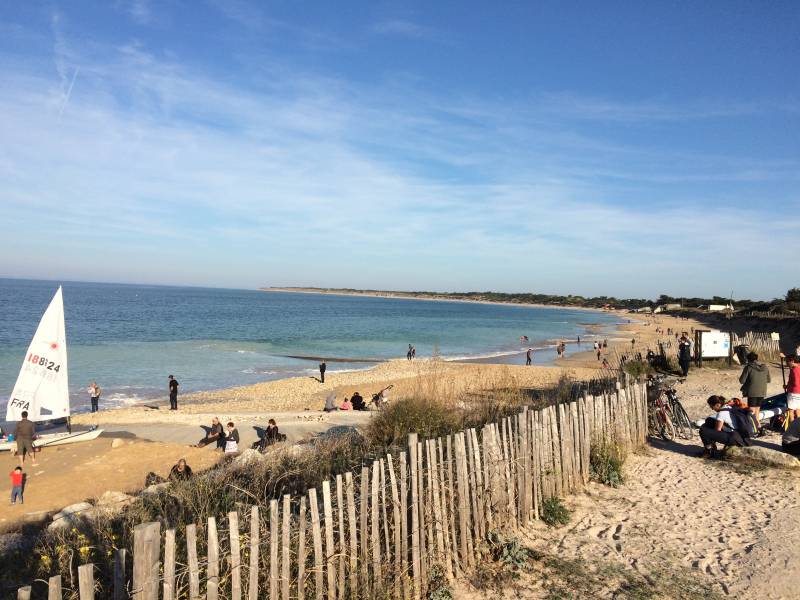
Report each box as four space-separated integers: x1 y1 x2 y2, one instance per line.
10 466 23 505
224 422 240 454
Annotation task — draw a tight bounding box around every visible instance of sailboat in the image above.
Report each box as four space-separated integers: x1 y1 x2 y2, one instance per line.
1 286 103 451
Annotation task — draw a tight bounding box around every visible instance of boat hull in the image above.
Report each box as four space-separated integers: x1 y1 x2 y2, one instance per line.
0 428 104 452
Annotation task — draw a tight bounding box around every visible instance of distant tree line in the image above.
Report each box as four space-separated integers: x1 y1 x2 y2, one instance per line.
308 287 800 315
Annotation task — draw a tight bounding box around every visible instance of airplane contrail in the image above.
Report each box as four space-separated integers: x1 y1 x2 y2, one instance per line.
58 66 79 118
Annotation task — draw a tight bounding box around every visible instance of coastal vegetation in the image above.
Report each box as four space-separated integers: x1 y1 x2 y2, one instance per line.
268 287 800 315
1 370 614 597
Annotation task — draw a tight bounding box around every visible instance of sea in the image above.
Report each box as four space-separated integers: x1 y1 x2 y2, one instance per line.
0 279 621 417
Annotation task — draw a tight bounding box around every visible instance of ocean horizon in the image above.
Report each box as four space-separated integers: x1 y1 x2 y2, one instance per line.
0 278 621 418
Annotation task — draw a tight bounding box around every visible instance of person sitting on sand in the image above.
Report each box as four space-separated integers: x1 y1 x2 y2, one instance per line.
195 417 225 449
699 395 748 458
224 422 240 454
169 459 193 481
324 392 338 412
351 392 366 411
340 396 352 410
264 419 280 445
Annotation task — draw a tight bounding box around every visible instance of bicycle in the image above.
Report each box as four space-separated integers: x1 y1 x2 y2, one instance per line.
647 375 692 440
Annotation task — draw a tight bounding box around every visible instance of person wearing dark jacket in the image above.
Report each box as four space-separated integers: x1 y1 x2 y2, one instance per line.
319 360 326 383
169 459 193 480
14 411 37 468
678 336 692 377
739 352 771 424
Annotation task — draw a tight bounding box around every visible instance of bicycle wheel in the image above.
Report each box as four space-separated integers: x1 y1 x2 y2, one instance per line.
657 409 676 441
647 406 661 437
671 401 693 439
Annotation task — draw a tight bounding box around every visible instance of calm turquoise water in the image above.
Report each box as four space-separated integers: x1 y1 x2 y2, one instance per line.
0 279 619 413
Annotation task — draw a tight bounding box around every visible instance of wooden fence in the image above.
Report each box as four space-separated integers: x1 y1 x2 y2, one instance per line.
16 382 647 600
732 331 781 362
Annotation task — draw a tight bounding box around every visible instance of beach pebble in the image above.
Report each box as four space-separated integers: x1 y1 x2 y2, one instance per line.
49 502 93 530
96 491 134 511
727 446 800 469
233 449 266 467
111 438 125 449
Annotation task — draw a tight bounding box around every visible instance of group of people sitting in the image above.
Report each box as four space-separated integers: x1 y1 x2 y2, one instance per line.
699 352 800 457
323 387 392 412
192 417 286 453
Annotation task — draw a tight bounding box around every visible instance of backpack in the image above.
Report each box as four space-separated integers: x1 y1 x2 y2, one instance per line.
724 407 758 439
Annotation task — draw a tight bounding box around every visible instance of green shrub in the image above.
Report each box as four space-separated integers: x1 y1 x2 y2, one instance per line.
622 359 651 380
471 531 532 589
427 563 453 600
366 395 462 449
590 442 626 488
541 497 572 527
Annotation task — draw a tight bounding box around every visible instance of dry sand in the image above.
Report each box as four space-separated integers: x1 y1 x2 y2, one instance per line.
454 363 799 599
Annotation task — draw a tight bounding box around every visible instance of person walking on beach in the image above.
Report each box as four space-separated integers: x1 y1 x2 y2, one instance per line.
739 352 771 426
9 466 24 505
14 411 37 468
88 381 101 413
526 348 532 366
407 345 413 361
168 375 179 410
319 360 327 383
411 346 416 359
678 335 692 377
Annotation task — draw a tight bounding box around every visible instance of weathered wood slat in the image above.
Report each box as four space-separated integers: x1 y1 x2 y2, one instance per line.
281 496 291 600
186 523 200 600
270 499 280 600
309 487 324 600
345 471 358 597
133 521 160 600
78 563 94 600
248 506 259 600
228 512 242 600
298 497 307 600
163 531 175 600
48 575 62 600
408 433 421 598
113 548 127 600
207 517 219 600
322 480 336 600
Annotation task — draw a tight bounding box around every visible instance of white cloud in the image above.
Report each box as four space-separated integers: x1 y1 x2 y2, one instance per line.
0 33 796 298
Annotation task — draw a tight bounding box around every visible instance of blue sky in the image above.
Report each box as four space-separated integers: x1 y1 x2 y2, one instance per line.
0 1 797 299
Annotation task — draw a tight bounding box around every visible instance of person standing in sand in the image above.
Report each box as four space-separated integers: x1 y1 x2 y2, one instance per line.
14 411 37 468
784 355 800 420
168 375 179 410
88 381 101 413
739 352 770 426
319 360 326 383
526 348 532 366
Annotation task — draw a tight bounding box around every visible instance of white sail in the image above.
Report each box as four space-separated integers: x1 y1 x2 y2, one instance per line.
6 286 70 422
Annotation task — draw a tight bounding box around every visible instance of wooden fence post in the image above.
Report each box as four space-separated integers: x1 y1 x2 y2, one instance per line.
408 433 421 598
78 563 94 600
113 548 127 600
17 587 31 600
345 471 358 597
208 517 220 600
370 460 383 586
248 506 259 600
298 497 307 600
186 524 200 600
132 521 160 600
163 531 175 600
336 474 345 600
281 496 291 600
48 575 62 600
322 480 336 600
309 487 324 600
270 499 280 600
228 512 242 600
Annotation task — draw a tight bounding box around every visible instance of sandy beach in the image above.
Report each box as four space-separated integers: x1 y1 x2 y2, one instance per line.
0 311 691 526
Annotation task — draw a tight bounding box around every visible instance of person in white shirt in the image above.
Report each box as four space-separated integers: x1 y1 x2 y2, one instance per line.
88 381 101 413
698 395 746 457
